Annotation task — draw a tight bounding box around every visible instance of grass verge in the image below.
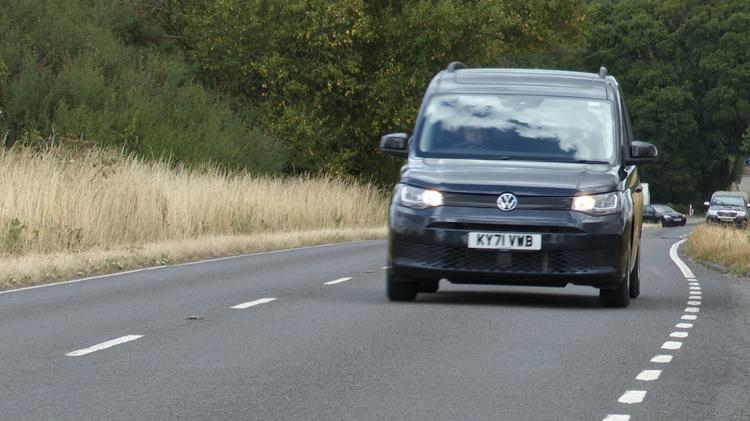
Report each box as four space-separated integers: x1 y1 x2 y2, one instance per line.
0 147 389 289
0 228 385 290
685 224 750 275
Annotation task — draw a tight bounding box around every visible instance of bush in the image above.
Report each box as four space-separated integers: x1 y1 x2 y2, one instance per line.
0 0 285 173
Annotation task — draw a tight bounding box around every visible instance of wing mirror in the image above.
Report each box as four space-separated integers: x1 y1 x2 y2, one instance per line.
380 133 409 157
626 140 658 164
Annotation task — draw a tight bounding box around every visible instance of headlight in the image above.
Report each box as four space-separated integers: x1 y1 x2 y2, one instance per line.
707 209 718 216
398 184 443 209
737 211 747 217
572 192 621 215
664 215 673 219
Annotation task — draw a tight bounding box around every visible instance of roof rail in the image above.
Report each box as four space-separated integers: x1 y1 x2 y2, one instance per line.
598 66 608 78
446 61 467 72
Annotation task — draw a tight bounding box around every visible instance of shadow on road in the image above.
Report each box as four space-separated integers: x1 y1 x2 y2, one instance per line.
416 289 601 309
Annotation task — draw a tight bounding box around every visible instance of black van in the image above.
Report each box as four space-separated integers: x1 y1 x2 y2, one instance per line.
380 63 657 307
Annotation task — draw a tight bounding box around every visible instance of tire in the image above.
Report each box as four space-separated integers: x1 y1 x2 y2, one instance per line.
599 246 631 308
417 279 440 293
386 270 418 301
629 250 640 299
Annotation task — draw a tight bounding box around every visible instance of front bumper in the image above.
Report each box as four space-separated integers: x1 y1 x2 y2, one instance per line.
388 204 630 289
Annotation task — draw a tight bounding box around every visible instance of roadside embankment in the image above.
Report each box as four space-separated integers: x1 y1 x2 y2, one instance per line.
685 224 750 275
0 147 388 288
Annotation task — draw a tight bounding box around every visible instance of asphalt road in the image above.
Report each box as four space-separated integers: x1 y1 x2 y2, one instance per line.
2 225 750 420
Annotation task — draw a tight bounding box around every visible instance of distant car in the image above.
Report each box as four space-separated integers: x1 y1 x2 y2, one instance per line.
643 204 686 227
745 156 750 165
705 191 750 228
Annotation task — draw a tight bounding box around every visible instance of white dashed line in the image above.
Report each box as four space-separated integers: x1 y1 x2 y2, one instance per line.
323 277 353 285
651 355 673 363
661 341 683 350
676 323 693 329
687 301 702 306
689 295 702 300
685 307 700 313
66 335 143 357
636 370 662 381
689 286 701 290
681 315 698 320
230 297 277 309
603 415 631 421
380 266 389 270
618 390 647 404
670 331 688 339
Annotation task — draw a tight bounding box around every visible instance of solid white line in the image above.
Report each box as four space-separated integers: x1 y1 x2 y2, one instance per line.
651 355 673 363
685 307 700 313
681 315 698 320
669 240 695 278
618 390 647 404
66 335 143 357
0 240 379 297
603 415 631 421
670 331 689 339
323 277 352 286
380 266 389 270
636 369 662 381
676 323 693 329
687 301 702 306
230 297 277 309
662 341 683 350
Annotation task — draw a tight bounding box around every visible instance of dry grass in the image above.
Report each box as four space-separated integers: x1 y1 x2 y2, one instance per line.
0 147 388 288
685 224 750 275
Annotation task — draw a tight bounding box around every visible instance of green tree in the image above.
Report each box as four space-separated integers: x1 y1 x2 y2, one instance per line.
166 0 588 180
586 0 750 203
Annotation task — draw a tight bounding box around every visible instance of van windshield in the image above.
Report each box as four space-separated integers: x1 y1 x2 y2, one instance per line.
417 94 616 163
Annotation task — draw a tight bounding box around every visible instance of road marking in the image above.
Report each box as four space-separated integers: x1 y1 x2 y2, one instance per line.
603 415 630 421
66 335 143 357
681 315 698 320
0 240 378 297
676 323 693 329
230 298 277 309
662 341 683 350
669 240 695 278
689 286 701 290
323 277 352 285
380 266 389 270
687 300 702 306
689 295 702 300
670 331 688 338
651 355 673 363
685 307 700 313
636 370 662 381
618 390 647 404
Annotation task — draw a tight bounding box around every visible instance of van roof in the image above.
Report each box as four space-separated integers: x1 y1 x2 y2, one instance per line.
430 68 614 100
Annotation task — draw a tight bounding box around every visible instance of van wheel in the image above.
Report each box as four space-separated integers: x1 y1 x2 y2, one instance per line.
629 251 640 299
387 270 418 301
600 249 631 308
417 279 440 293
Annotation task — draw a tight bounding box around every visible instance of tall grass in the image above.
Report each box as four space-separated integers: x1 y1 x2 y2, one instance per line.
0 147 387 265
685 224 750 275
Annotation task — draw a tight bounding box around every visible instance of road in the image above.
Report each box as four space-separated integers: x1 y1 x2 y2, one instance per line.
2 225 750 420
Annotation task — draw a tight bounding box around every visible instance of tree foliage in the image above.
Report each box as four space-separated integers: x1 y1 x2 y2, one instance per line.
0 0 286 173
165 0 588 180
586 0 750 203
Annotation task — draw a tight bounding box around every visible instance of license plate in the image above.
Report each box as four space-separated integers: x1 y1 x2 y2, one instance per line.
468 232 542 250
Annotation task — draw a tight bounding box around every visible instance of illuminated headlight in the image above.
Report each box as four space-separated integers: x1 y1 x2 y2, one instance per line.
707 209 718 216
572 192 621 215
398 184 443 209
